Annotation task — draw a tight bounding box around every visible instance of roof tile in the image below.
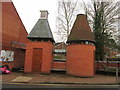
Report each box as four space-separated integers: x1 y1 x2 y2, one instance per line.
67 14 95 42
27 19 54 42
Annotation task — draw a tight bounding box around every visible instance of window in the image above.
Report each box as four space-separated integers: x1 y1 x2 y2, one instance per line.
0 50 6 61
85 41 89 44
0 50 14 61
6 51 14 61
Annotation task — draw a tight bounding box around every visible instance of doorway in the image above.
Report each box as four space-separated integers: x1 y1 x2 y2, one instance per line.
32 48 43 72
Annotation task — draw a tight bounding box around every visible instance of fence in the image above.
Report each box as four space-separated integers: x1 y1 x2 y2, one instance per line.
95 61 120 71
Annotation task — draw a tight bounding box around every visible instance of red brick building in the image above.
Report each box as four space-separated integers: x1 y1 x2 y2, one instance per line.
1 1 95 77
24 11 55 74
66 14 95 77
0 1 29 69
24 12 95 77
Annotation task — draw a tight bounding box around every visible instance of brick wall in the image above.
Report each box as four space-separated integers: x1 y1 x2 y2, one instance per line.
51 61 66 70
1 2 29 69
66 44 95 77
1 46 26 69
24 41 53 74
2 2 29 44
0 2 2 44
1 49 25 70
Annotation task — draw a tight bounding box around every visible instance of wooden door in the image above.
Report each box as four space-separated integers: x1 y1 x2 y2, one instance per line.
32 48 43 72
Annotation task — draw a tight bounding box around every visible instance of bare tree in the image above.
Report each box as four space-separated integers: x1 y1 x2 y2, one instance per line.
114 16 120 45
83 0 119 60
56 0 77 43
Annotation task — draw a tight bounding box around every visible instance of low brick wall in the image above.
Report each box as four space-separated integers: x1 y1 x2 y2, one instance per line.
1 61 14 69
51 61 66 70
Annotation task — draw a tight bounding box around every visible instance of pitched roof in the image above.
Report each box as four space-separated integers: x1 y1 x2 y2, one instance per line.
2 2 29 45
67 14 95 43
27 19 54 42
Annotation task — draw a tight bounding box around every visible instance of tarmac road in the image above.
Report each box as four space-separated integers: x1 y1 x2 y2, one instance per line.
1 83 120 89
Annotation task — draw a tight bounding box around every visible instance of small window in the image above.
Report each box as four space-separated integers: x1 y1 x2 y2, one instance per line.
6 51 14 61
0 50 6 61
0 50 14 62
85 41 89 44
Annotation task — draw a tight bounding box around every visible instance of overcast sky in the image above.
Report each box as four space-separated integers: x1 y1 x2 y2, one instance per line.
12 0 58 33
11 0 119 42
12 0 88 42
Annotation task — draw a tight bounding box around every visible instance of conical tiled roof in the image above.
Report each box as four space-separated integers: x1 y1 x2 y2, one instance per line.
67 14 95 43
27 19 54 42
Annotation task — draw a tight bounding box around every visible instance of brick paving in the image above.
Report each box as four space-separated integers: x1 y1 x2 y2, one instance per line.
0 72 119 84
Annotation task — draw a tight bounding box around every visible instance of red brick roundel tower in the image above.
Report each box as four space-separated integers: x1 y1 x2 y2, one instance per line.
66 14 95 77
24 11 54 74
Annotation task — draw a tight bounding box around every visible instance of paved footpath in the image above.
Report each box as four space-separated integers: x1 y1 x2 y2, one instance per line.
0 72 119 85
